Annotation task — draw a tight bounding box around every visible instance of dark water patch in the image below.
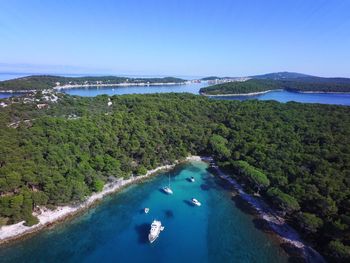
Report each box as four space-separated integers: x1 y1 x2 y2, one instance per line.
134 223 150 244
164 209 174 218
186 165 202 174
280 243 307 263
167 163 187 177
200 183 211 191
253 218 275 234
213 177 232 190
231 195 258 216
139 208 146 214
200 174 221 191
183 199 195 207
206 166 217 174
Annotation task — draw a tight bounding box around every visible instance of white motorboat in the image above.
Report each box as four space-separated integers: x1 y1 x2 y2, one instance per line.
144 207 150 214
191 198 201 206
189 176 195 182
148 220 164 243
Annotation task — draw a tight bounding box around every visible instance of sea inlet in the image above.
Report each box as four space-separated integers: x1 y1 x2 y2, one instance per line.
0 161 291 263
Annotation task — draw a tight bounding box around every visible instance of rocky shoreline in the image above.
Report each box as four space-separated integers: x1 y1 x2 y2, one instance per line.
212 164 326 262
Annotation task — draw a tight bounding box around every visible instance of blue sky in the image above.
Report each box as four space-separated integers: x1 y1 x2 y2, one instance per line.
1 0 350 77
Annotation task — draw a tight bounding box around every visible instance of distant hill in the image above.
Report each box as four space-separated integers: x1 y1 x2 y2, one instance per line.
251 71 313 80
201 76 221 81
0 75 186 91
251 71 350 84
200 77 350 95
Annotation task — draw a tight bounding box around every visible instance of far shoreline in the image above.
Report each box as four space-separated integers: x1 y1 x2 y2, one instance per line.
201 89 350 97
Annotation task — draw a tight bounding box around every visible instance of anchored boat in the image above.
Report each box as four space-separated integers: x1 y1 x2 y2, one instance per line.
162 173 173 194
191 198 201 206
148 220 164 243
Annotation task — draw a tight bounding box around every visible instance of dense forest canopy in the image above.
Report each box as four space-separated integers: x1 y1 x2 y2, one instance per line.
200 78 350 95
0 75 186 91
0 93 349 261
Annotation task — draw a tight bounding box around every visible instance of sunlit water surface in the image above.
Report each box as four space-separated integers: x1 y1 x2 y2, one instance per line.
0 161 289 263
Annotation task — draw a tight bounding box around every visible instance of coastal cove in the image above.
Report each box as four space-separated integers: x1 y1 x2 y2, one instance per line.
0 159 301 263
1 156 210 244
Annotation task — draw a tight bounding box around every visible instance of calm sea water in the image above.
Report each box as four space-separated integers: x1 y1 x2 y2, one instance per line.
61 82 208 96
62 84 350 105
0 161 289 263
213 90 350 106
1 73 349 105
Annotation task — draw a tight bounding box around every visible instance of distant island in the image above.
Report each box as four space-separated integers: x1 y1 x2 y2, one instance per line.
200 72 350 95
0 75 186 92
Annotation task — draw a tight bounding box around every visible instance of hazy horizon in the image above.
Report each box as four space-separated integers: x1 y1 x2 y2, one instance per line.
1 1 350 77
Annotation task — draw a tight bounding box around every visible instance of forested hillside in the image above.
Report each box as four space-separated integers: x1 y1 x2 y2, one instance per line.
200 79 350 95
0 75 185 91
0 93 349 261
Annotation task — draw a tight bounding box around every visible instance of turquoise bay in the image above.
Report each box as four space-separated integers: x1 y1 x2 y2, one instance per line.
0 161 289 263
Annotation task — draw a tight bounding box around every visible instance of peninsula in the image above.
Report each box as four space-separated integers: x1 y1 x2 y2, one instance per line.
199 72 350 96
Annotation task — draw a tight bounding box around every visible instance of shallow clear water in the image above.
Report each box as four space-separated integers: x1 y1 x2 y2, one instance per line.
0 161 289 263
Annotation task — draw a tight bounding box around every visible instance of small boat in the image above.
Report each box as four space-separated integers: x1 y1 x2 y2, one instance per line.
162 186 173 194
148 220 164 243
189 176 195 182
191 198 201 206
144 208 150 214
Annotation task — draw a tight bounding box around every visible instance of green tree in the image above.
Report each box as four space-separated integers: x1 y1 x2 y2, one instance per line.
209 134 230 159
297 212 323 233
